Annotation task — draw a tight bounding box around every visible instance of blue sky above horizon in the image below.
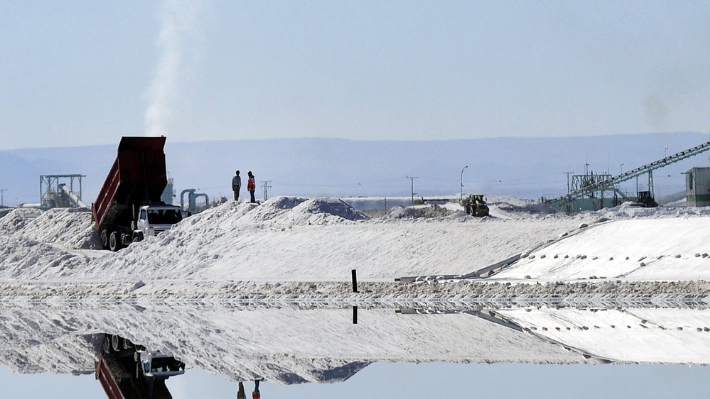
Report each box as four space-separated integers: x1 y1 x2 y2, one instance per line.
2 1 710 150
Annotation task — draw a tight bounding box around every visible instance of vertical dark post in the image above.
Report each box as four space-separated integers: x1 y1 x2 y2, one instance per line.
353 306 358 324
351 269 358 293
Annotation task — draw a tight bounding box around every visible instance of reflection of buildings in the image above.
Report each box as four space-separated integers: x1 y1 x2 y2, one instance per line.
96 334 185 399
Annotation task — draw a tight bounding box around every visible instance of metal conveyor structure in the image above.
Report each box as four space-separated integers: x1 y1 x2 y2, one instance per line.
546 141 710 212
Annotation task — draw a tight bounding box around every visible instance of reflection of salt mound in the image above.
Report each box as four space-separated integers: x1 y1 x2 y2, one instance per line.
0 208 100 250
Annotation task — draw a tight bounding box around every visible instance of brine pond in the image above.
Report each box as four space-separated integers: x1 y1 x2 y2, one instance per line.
1 303 710 398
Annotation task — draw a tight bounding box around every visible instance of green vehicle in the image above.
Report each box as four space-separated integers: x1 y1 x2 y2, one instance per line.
463 194 489 217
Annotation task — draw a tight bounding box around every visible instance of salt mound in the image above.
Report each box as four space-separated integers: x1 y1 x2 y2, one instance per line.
1 208 100 250
387 204 456 219
0 208 42 234
237 197 309 225
71 197 371 280
269 196 309 210
0 235 89 279
219 197 367 227
289 198 368 224
578 202 710 220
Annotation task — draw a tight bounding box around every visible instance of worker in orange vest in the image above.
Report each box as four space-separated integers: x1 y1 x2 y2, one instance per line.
247 171 256 203
252 379 261 399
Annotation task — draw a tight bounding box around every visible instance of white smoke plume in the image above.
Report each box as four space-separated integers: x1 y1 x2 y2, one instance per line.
144 0 201 137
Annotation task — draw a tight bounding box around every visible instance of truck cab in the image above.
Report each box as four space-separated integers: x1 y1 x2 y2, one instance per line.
137 349 186 378
135 205 183 241
97 334 185 399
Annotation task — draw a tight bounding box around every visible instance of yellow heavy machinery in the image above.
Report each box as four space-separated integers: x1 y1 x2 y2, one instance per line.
462 194 489 217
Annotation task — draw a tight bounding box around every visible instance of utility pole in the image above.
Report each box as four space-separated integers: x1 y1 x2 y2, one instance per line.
0 189 6 207
562 172 573 194
406 176 417 205
460 166 468 202
260 181 272 201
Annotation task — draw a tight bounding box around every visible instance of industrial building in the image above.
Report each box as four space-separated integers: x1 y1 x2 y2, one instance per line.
686 167 710 207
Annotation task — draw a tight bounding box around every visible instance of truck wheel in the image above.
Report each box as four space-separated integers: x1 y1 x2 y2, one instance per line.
132 232 144 243
112 335 122 352
109 231 121 252
103 335 112 354
100 229 109 249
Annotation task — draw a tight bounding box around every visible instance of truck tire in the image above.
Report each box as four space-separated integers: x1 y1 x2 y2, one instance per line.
132 232 144 243
100 229 109 249
109 231 121 252
103 335 112 354
112 335 122 352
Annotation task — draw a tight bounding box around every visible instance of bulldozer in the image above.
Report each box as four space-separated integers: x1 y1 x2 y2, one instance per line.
635 191 658 208
462 194 489 217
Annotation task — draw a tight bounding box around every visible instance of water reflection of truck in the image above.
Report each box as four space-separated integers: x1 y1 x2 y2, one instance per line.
92 137 183 251
96 334 185 399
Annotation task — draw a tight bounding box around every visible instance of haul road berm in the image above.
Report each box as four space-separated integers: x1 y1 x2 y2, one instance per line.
92 136 182 251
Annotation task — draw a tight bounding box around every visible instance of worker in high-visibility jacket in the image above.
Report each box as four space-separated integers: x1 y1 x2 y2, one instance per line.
247 171 256 203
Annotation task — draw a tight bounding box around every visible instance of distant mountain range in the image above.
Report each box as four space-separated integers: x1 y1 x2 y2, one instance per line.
1 132 707 207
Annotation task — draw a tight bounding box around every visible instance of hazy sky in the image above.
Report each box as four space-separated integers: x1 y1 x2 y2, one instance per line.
2 0 710 150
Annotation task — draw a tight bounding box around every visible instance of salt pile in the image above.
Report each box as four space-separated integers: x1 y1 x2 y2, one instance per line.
0 207 100 250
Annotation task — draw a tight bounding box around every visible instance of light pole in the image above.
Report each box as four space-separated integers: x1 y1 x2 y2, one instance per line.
406 176 417 205
620 163 624 175
460 166 468 202
665 146 668 158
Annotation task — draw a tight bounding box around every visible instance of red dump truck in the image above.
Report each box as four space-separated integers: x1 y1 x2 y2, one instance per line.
92 136 182 251
96 334 185 399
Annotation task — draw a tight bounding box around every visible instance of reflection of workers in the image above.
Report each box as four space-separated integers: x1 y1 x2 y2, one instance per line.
238 381 246 399
247 171 256 203
232 170 241 201
252 380 261 399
